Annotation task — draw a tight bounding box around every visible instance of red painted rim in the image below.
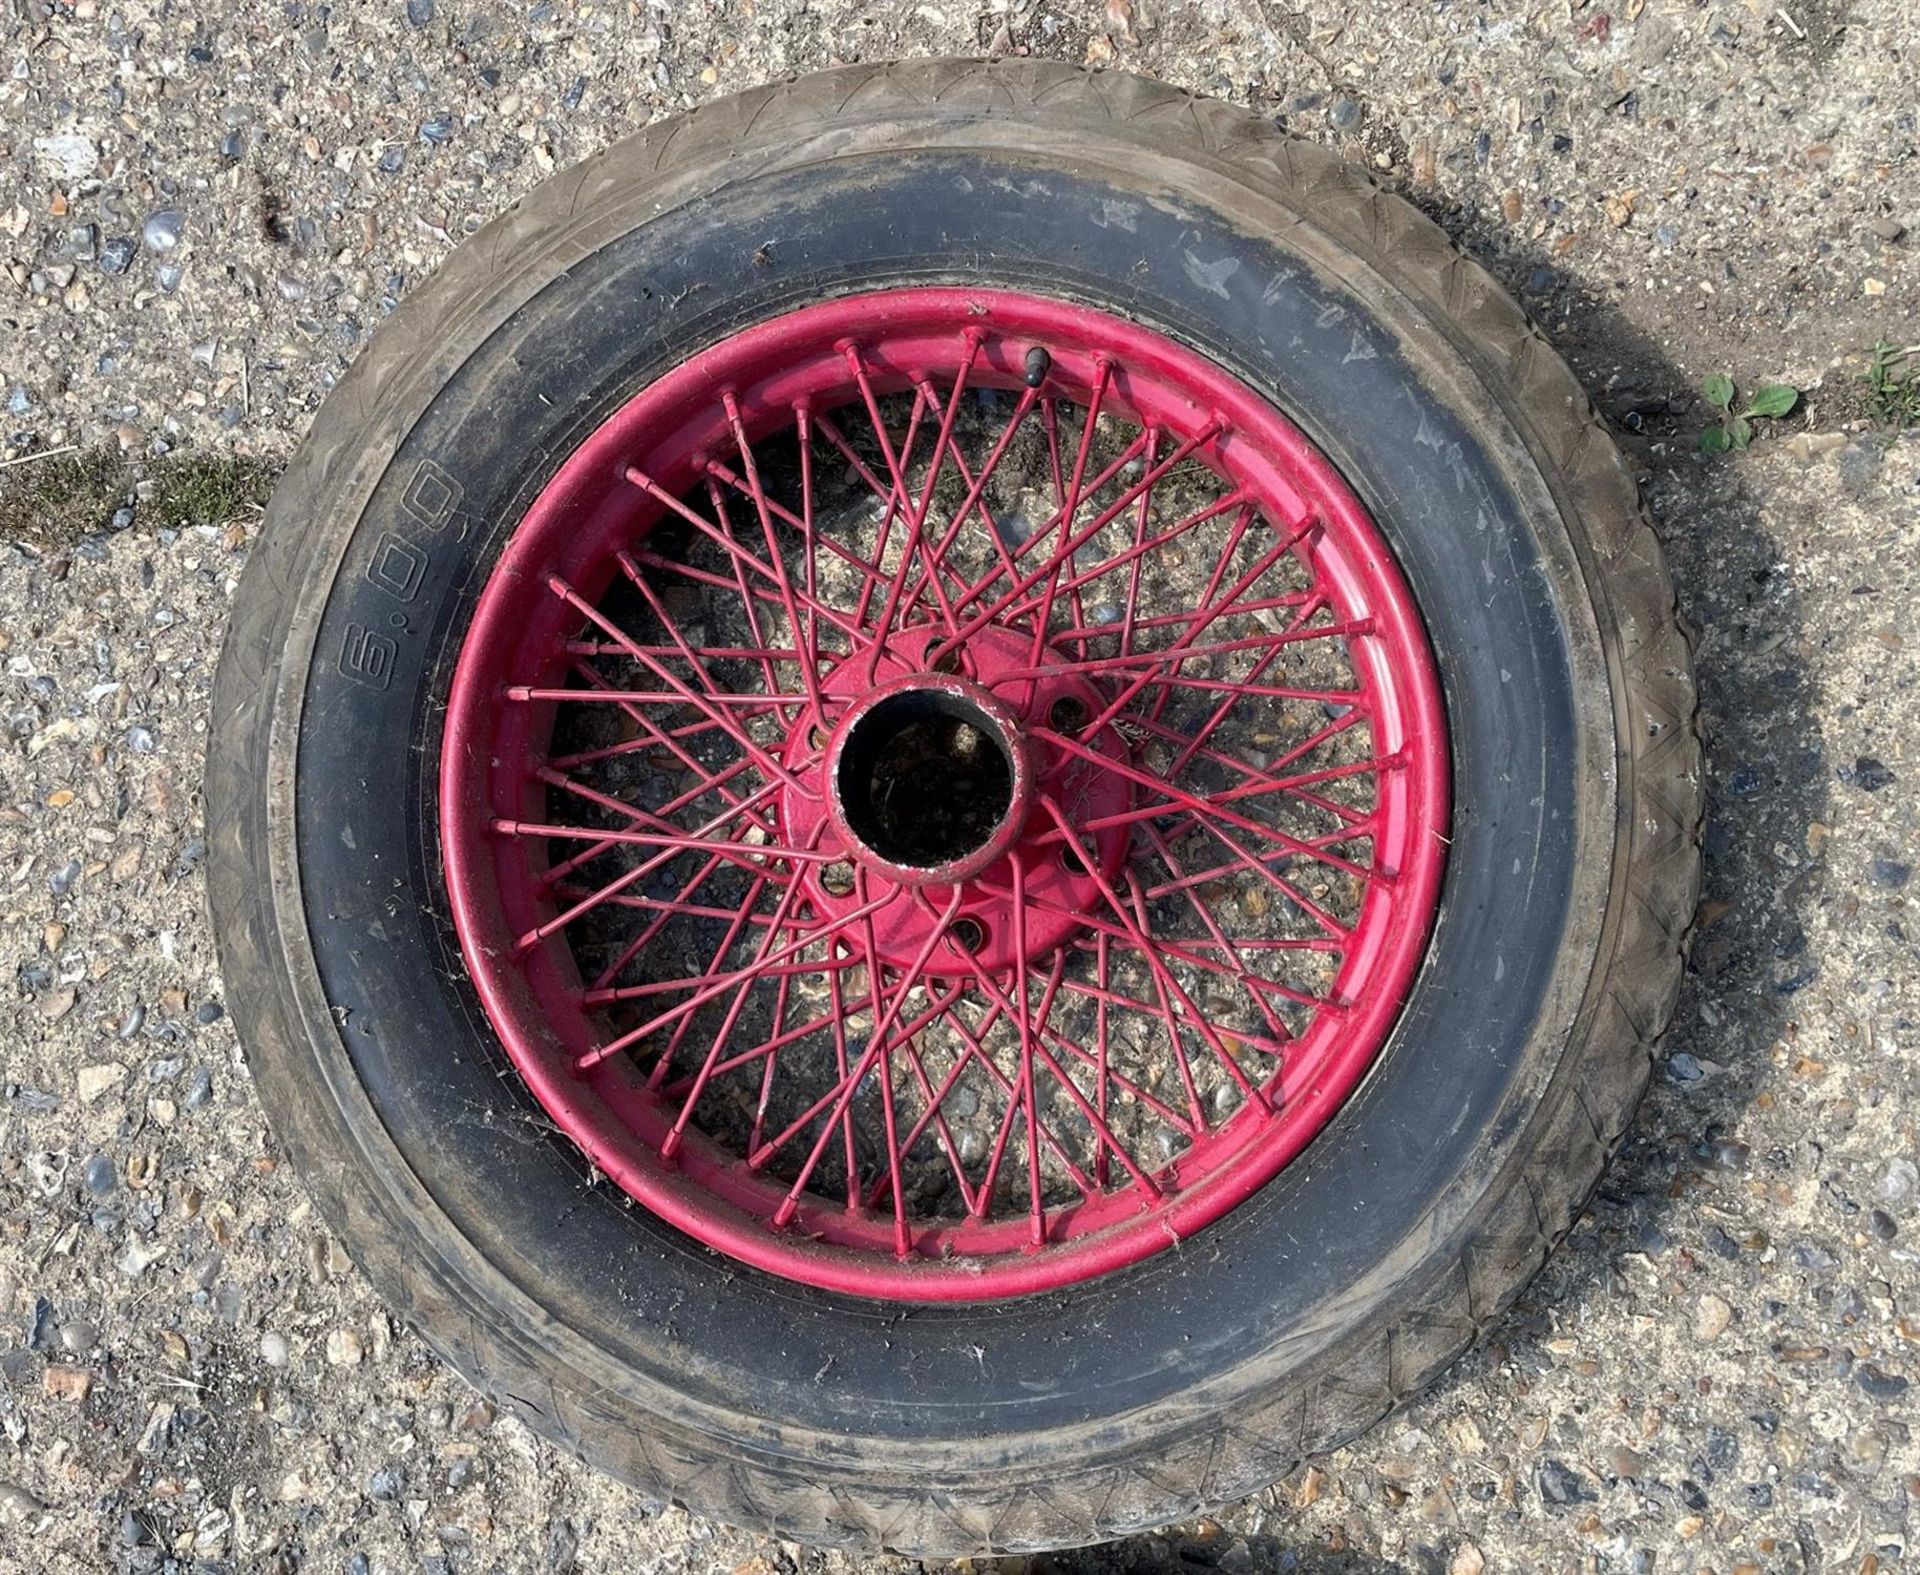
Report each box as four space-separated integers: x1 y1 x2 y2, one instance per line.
439 288 1449 1300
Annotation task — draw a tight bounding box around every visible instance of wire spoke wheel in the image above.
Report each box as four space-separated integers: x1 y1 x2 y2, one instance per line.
442 290 1448 1297
211 61 1700 1551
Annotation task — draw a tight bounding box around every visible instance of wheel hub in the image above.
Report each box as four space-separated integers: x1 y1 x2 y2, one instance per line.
781 623 1131 975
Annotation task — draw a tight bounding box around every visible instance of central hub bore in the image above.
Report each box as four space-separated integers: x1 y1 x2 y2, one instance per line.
826 676 1032 886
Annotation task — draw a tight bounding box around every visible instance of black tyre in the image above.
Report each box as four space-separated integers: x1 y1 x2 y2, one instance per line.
206 59 1702 1556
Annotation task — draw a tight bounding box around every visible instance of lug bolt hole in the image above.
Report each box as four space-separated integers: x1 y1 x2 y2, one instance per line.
930 647 964 676
948 917 986 953
1049 696 1089 733
821 861 856 897
1059 843 1089 876
808 725 828 750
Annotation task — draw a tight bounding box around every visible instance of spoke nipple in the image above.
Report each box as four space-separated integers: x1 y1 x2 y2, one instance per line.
1023 346 1052 388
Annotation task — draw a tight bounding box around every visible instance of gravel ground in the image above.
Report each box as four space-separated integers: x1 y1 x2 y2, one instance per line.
2 2 1918 1572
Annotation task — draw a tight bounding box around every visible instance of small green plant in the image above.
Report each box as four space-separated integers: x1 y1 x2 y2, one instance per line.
0 446 277 549
1698 373 1799 454
147 453 277 529
1865 340 1920 429
0 447 129 547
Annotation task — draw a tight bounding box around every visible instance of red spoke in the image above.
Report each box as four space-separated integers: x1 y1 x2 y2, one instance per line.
757 890 962 1231
823 938 860 1209
1035 727 1376 884
864 986 1008 1210
862 335 985 667
532 762 777 901
531 660 771 888
1050 590 1319 646
1142 820 1299 1054
565 640 806 662
990 631 1367 686
547 572 811 796
828 351 929 635
549 710 758 770
1010 856 1046 1241
998 492 1254 637
1051 977 1298 1061
627 545 869 648
1040 796 1270 1118
575 884 894 1073
702 475 785 703
537 764 773 839
971 879 1339 989
623 467 873 650
1120 709 1374 825
1078 517 1320 738
896 385 1040 621
571 856 776 993
854 880 913 1255
925 421 1219 666
973 427 1154 581
721 393 823 714
1093 933 1113 1185
662 1005 843 1090
891 973 1103 1210
1118 427 1157 661
496 818 829 866
1026 361 1111 660
881 1015 987 1217
703 451 898 627
748 966 794 1155
508 686 802 710
1158 810 1354 945
653 856 817 1153
946 931 1201 1152
653 868 779 1097
509 779 784 950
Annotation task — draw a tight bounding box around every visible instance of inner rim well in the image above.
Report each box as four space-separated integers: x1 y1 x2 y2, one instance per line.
435 286 1452 1299
834 688 1017 871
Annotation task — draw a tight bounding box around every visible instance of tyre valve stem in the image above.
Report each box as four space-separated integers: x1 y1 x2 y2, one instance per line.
1023 345 1051 387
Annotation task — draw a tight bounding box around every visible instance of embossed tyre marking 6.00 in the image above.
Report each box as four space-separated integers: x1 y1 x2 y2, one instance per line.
208 60 1700 1555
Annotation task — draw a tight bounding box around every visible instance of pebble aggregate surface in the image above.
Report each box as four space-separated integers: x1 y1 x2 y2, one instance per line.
1 1 1917 1571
